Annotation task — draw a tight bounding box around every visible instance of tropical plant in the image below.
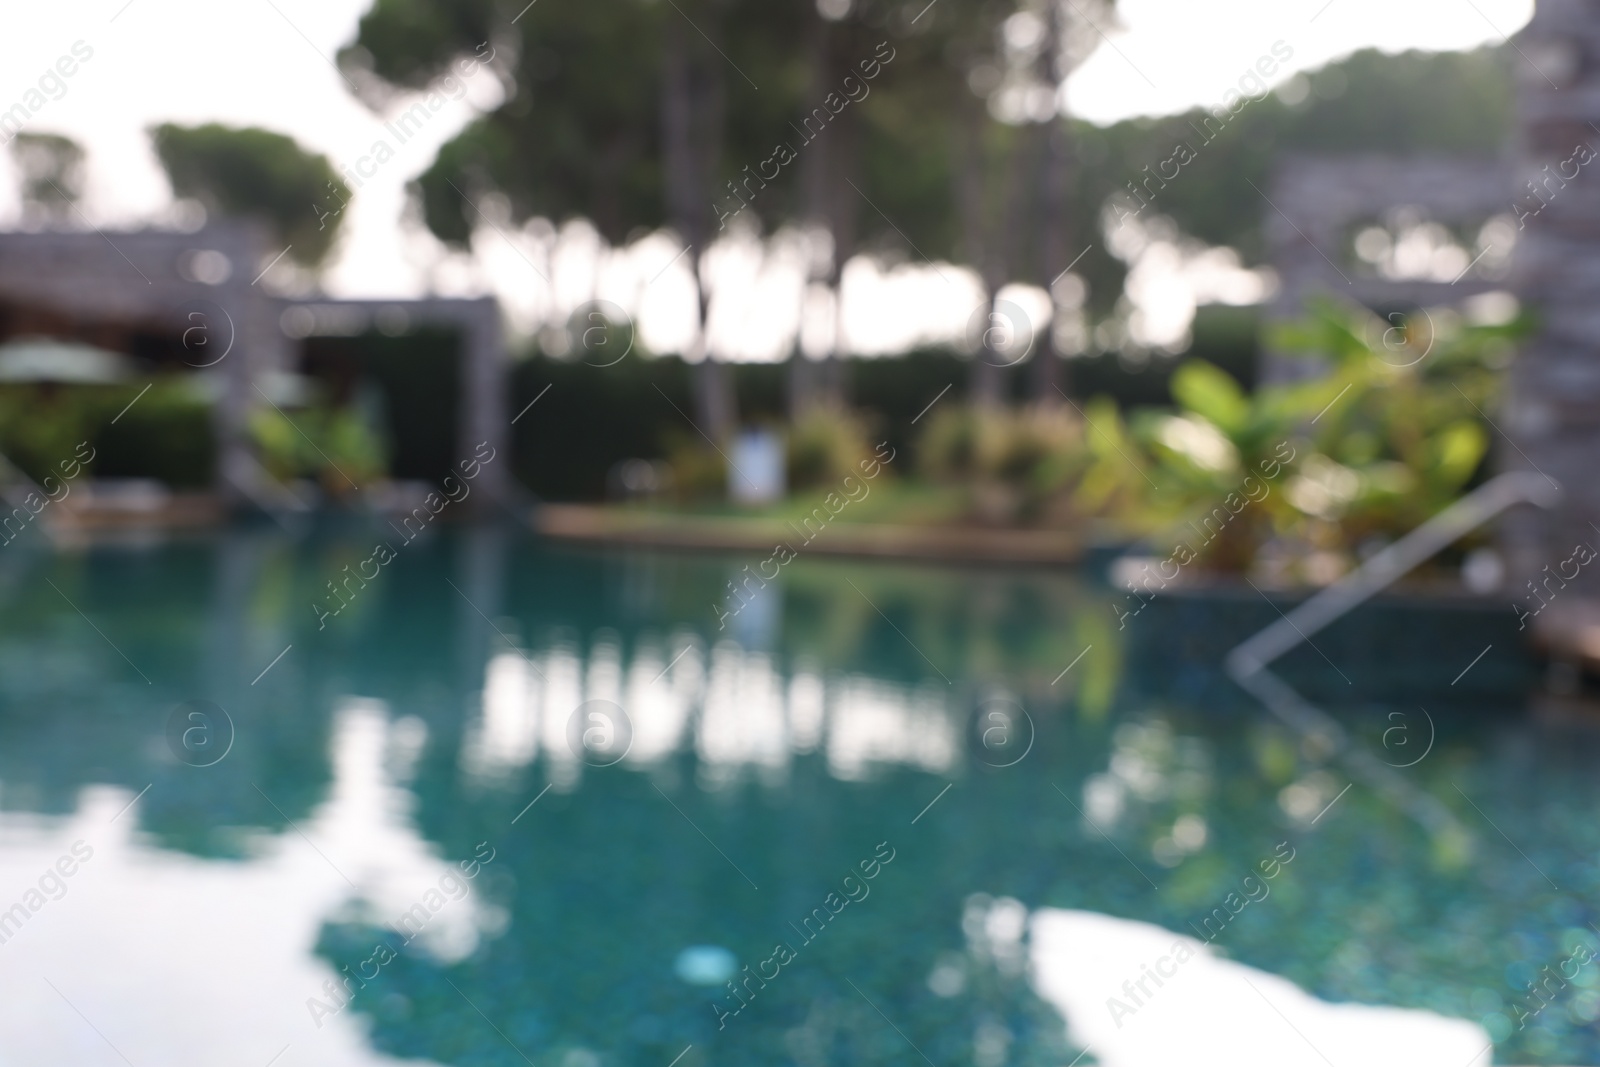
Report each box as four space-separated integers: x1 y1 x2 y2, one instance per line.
1268 298 1509 574
249 404 388 498
1068 395 1159 529
1126 297 1515 580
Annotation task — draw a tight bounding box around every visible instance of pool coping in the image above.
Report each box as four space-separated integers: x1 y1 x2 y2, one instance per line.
530 503 1088 564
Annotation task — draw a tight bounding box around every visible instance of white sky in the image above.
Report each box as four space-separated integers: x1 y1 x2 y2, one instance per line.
1063 0 1534 125
0 0 1535 355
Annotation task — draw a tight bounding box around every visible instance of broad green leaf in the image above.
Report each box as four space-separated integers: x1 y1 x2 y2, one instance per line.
1428 420 1488 488
1171 360 1249 437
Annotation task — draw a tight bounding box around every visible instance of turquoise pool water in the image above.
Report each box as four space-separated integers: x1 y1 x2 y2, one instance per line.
0 525 1595 1066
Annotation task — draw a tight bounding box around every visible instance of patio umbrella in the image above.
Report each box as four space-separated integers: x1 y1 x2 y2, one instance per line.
0 336 133 384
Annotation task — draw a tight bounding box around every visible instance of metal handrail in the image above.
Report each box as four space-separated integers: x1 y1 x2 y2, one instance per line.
1224 470 1562 840
1227 471 1562 679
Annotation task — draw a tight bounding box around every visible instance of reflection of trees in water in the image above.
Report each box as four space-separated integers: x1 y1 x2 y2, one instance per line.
0 536 337 855
378 657 1600 1065
323 752 1096 1067
0 526 1109 835
343 655 1600 1067
2 529 1598 1062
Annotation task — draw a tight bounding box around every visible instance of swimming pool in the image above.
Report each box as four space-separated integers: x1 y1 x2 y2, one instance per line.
0 525 1592 1065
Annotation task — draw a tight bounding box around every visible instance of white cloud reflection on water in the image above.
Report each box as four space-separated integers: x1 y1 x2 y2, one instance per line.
1024 908 1491 1067
0 700 485 1067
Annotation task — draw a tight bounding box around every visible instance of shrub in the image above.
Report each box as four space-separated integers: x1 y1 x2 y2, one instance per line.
92 382 215 488
915 404 1088 524
249 403 387 497
786 407 873 491
662 432 725 502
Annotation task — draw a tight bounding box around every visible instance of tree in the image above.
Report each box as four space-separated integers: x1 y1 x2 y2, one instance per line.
149 123 351 267
340 3 1509 437
948 0 1117 407
659 0 731 438
348 0 657 244
811 0 1116 408
1062 45 1511 283
10 132 85 225
786 0 897 414
344 0 814 442
1028 0 1117 403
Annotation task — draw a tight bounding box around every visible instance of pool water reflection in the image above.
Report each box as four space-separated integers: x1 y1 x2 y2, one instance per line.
0 526 1595 1065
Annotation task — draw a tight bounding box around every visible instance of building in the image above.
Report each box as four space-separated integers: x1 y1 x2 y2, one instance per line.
0 221 512 514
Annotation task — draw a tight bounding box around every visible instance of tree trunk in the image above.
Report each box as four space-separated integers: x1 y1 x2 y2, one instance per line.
1034 3 1076 405
962 100 1035 409
1033 116 1073 404
959 98 1005 409
663 10 736 442
790 10 861 416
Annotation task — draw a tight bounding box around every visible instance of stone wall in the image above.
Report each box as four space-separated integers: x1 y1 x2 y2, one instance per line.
1263 154 1510 382
1506 0 1600 597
